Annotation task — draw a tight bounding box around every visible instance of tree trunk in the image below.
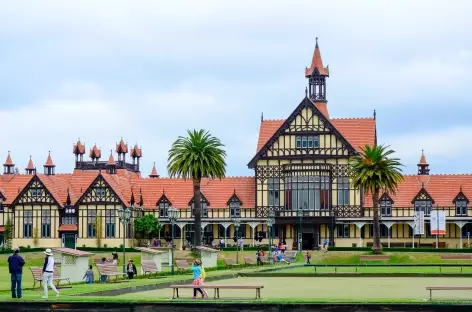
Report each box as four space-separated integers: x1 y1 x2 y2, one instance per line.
372 189 382 253
193 180 202 249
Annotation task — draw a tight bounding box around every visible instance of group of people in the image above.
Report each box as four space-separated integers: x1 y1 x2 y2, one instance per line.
93 252 137 283
8 247 60 299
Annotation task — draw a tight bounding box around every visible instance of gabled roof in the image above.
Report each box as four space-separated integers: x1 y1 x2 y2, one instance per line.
0 174 35 204
9 174 62 207
251 96 375 166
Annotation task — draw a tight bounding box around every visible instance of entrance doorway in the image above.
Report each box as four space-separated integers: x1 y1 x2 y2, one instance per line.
302 233 314 250
63 233 76 249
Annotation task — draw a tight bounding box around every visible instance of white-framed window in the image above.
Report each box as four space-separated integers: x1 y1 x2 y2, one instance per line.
229 200 241 217
337 224 350 238
105 210 115 238
295 136 320 149
159 202 169 217
414 200 432 216
24 210 33 238
456 200 467 216
267 178 280 206
380 200 392 216
87 210 96 238
337 177 350 205
41 210 51 238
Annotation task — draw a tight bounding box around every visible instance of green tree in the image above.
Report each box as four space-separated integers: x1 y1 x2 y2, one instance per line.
4 217 13 250
168 129 226 248
134 214 160 244
350 145 403 253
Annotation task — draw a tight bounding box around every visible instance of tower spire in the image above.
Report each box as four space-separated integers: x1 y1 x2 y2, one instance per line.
305 38 329 102
418 149 430 175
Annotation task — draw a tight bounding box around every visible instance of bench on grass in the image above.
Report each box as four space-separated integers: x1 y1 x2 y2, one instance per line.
359 255 390 264
170 284 263 299
30 267 71 289
224 258 240 267
284 251 297 260
272 255 290 264
94 258 112 265
175 260 190 271
426 286 472 300
440 255 472 261
141 260 161 277
95 263 127 282
244 257 255 265
259 255 270 264
175 257 196 264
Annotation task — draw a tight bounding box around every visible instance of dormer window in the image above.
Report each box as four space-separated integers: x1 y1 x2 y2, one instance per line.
379 193 393 216
95 187 106 197
227 193 242 217
190 195 209 218
454 191 469 216
157 194 171 218
413 188 433 216
296 136 319 149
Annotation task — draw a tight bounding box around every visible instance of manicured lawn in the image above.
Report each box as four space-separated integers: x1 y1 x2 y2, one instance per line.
113 276 472 301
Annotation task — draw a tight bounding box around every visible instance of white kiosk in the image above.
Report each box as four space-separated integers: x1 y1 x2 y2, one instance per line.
51 248 94 283
150 247 172 265
196 246 219 268
135 247 167 273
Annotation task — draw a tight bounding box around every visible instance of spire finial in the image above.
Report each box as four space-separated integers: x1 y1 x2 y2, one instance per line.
315 37 318 47
305 86 308 97
422 149 424 156
373 109 376 120
261 112 264 123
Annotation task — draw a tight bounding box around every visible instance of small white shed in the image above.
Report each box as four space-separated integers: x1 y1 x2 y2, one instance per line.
51 248 94 283
135 247 167 273
196 246 219 268
150 247 172 265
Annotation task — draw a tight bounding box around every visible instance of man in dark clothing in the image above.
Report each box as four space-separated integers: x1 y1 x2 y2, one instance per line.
8 248 25 299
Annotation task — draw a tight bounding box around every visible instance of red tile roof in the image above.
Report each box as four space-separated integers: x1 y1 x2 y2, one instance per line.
4 152 14 166
256 114 375 153
89 145 101 159
44 152 55 167
305 40 329 77
419 151 428 165
149 163 159 178
116 139 128 154
131 144 142 158
0 174 32 204
73 140 86 154
58 224 78 232
26 157 35 170
363 174 472 207
107 153 116 166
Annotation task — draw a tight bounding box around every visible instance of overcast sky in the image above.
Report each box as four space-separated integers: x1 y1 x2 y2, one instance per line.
1 1 472 177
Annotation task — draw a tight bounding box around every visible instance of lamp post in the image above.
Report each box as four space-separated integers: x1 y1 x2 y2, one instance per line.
267 210 275 258
117 205 132 274
231 218 241 264
298 206 303 252
167 206 179 275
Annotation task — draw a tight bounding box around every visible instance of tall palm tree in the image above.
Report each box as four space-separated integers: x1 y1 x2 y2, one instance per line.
168 129 226 248
350 145 403 253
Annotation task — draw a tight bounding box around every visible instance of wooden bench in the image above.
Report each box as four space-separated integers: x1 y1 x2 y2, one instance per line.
426 286 472 300
244 257 255 265
141 260 161 277
170 284 263 299
30 267 71 289
224 258 240 267
359 255 390 264
95 263 127 282
175 257 196 264
441 255 472 261
259 255 269 264
175 260 190 271
94 258 112 265
284 251 297 260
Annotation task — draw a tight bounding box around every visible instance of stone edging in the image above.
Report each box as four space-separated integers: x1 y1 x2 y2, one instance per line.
241 272 472 278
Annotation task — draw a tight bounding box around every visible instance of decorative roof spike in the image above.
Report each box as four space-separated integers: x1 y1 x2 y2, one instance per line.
305 37 329 77
149 162 159 178
107 150 116 166
130 191 135 207
66 188 71 206
4 151 14 166
373 109 377 120
26 156 35 170
116 138 129 154
44 151 55 167
418 149 428 165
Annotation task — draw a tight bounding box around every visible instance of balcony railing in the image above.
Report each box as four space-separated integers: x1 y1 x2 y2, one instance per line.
363 206 469 218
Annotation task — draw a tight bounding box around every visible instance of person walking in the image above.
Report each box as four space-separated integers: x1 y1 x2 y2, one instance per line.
83 265 94 284
126 259 137 279
256 250 263 266
8 247 25 299
305 251 311 264
323 238 329 252
191 259 204 299
200 264 208 298
41 248 59 299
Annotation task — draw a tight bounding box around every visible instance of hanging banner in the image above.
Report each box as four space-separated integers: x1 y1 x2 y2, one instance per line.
430 210 446 235
414 211 425 235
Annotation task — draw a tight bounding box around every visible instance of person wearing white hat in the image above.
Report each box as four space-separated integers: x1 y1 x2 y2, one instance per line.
41 248 59 299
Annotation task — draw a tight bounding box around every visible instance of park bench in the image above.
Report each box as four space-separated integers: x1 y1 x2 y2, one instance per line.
359 255 390 264
259 255 270 264
175 257 196 264
30 266 71 289
426 286 472 300
283 251 297 261
244 257 255 265
440 255 472 273
170 284 263 299
141 260 161 277
224 258 240 268
175 260 190 271
95 263 127 282
94 258 112 265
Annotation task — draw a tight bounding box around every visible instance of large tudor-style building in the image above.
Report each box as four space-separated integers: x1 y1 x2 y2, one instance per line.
1 40 471 250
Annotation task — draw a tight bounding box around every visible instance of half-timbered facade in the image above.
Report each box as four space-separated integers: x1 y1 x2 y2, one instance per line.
1 40 472 250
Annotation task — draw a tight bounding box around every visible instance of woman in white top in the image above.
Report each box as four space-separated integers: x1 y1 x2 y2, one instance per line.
41 248 59 299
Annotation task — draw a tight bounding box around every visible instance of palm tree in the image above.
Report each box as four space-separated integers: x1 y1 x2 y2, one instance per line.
350 145 403 253
168 129 227 248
